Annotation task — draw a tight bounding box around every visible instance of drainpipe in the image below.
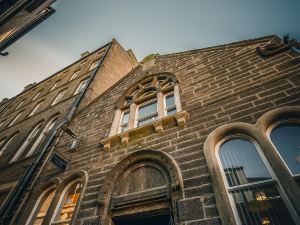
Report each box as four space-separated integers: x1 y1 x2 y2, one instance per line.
0 41 112 225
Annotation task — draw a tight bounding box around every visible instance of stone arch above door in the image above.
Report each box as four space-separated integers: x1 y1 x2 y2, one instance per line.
97 150 183 225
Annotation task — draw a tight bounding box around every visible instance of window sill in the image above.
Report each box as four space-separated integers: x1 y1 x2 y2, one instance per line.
100 110 189 151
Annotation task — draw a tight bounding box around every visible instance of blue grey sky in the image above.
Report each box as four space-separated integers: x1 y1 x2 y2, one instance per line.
0 0 300 99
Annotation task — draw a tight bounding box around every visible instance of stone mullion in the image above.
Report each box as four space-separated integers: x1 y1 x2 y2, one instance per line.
109 109 122 136
157 92 165 118
128 103 137 129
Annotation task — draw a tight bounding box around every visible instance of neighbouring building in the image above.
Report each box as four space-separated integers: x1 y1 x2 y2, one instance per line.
0 0 57 54
0 39 137 224
0 35 300 225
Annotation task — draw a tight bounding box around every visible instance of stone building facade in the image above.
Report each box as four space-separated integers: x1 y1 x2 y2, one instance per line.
0 0 57 54
0 39 137 223
0 35 300 225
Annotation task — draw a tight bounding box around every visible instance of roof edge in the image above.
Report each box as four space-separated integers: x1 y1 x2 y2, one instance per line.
159 35 275 58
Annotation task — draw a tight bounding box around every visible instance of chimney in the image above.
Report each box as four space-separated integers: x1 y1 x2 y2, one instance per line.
81 51 89 58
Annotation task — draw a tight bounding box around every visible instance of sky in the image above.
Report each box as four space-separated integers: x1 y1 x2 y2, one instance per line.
0 0 300 99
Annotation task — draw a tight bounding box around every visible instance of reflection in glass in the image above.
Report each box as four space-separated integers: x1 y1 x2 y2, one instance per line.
119 111 129 132
137 101 158 127
53 181 82 225
219 138 271 187
165 94 176 116
270 124 300 175
231 184 295 225
218 138 296 225
32 190 55 225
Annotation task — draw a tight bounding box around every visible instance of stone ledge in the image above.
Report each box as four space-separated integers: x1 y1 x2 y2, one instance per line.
100 111 189 151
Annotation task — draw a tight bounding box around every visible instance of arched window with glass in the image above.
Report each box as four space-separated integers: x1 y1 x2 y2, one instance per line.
268 122 300 180
10 122 44 162
26 186 56 225
50 180 82 225
25 115 59 157
217 137 298 225
110 73 181 136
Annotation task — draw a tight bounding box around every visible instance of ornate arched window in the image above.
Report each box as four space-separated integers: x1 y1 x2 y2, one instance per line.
50 180 82 224
26 186 56 225
10 122 44 162
268 122 300 178
217 137 297 225
110 73 182 136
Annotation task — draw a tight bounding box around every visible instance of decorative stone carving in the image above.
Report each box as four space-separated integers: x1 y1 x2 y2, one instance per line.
153 120 163 132
100 111 189 151
256 35 300 58
120 132 129 146
175 111 189 128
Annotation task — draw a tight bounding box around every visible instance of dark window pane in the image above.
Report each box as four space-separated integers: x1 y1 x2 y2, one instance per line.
270 124 300 175
219 138 271 187
138 101 157 118
167 108 176 116
231 184 296 225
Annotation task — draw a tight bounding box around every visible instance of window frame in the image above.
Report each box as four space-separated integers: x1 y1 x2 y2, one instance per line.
50 179 82 225
51 90 66 106
69 70 80 81
215 134 299 225
10 122 44 162
266 119 300 179
8 112 22 127
15 100 24 110
29 101 43 117
49 81 60 92
32 91 41 101
25 185 56 225
89 60 100 71
134 98 159 128
74 79 89 95
0 133 18 158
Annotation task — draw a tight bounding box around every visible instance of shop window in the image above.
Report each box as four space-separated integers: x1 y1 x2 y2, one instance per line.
217 138 296 225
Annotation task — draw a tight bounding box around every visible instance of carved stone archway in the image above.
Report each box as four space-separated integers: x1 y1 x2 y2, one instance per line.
97 150 183 225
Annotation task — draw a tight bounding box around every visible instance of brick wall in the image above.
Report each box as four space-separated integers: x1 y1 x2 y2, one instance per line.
20 36 300 225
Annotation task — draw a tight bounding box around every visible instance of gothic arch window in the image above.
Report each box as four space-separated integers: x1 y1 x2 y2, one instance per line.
26 186 56 225
268 121 300 178
10 121 44 162
216 136 298 225
50 179 82 225
110 73 182 136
